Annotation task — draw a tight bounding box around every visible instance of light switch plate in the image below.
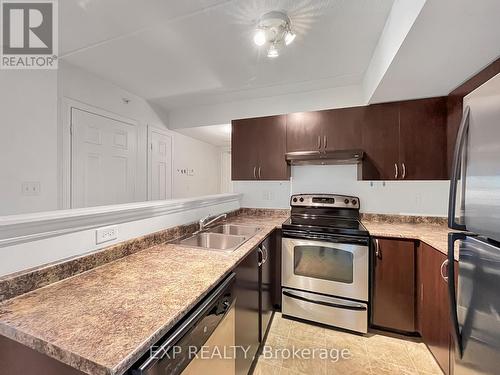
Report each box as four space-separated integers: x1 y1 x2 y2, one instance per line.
96 225 118 244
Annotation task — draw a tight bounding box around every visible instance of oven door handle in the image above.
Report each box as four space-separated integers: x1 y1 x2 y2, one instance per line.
282 290 367 311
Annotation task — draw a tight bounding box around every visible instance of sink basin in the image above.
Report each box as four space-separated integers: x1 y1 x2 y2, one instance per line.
178 232 247 252
206 224 261 237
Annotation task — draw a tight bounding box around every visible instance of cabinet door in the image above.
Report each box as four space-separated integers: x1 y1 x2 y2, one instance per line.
418 243 451 375
286 111 323 152
235 248 260 375
361 103 400 180
256 115 289 180
372 238 416 332
232 119 260 180
399 97 447 180
322 107 364 152
259 234 275 342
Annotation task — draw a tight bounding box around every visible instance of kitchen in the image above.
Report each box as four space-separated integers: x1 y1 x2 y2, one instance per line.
1 1 499 375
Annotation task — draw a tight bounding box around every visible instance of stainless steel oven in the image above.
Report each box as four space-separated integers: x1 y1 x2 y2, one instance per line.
282 237 369 302
280 194 370 334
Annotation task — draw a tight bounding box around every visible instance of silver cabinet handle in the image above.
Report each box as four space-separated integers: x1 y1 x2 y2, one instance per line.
317 135 322 149
394 163 399 179
402 163 406 179
323 135 327 152
257 248 264 266
374 239 381 259
440 259 449 282
253 166 257 179
261 244 268 264
258 166 261 179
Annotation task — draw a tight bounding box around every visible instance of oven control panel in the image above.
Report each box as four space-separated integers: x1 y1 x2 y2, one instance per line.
290 194 360 209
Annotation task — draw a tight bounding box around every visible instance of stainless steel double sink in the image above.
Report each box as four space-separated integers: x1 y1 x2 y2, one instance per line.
174 224 261 252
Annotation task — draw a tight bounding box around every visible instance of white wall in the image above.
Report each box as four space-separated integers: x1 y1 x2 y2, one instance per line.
172 132 221 198
292 165 449 216
234 165 450 217
0 70 59 215
233 181 291 209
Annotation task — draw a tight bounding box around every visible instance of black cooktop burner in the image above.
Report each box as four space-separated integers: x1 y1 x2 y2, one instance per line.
282 215 369 237
283 194 369 238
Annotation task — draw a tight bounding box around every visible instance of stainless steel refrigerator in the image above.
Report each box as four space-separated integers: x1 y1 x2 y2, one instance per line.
448 92 500 375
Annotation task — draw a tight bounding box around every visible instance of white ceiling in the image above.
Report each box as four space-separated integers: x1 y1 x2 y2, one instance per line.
60 0 395 109
369 0 500 103
175 124 232 147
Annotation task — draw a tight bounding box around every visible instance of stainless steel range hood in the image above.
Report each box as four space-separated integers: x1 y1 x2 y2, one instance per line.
285 149 364 166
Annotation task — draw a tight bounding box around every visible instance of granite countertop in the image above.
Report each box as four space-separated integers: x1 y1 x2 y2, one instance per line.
0 212 289 375
361 219 458 260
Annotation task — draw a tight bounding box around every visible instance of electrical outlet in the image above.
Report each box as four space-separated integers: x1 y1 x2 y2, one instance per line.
21 182 41 196
96 225 118 244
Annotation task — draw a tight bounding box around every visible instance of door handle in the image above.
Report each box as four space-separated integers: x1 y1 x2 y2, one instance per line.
374 239 381 259
260 244 268 264
394 163 398 179
253 166 257 179
402 163 406 179
440 259 449 282
257 248 264 266
323 135 327 152
258 167 261 179
317 136 322 149
283 290 367 311
447 232 467 358
448 106 470 231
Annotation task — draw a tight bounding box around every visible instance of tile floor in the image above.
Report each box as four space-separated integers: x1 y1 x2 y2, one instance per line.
254 313 443 375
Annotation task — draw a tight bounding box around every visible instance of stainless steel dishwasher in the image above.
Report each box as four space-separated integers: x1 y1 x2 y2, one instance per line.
130 273 236 375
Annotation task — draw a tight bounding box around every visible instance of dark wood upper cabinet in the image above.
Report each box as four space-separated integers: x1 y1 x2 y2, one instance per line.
399 97 447 180
232 115 289 181
286 111 324 152
418 242 451 375
372 238 416 333
233 97 449 181
231 118 260 181
323 106 364 151
286 107 363 153
362 98 447 180
361 102 400 180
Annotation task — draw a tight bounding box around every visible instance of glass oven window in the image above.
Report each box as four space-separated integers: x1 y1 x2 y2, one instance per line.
294 245 353 283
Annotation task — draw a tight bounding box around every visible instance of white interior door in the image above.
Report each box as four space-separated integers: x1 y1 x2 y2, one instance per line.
71 108 137 208
148 127 172 200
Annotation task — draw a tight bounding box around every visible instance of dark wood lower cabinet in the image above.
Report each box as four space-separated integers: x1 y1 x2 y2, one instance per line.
0 335 85 375
371 238 458 375
235 233 277 375
418 242 452 375
235 247 260 375
371 238 416 333
259 233 275 342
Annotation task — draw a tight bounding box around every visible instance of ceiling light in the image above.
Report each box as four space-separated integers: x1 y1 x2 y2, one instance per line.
253 29 266 46
285 31 296 45
267 45 279 58
253 11 295 58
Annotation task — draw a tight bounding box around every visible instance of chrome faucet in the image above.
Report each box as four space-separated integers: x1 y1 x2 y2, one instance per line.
198 213 227 232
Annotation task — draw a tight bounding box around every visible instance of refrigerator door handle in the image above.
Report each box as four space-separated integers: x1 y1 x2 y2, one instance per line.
448 106 470 231
447 232 467 359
